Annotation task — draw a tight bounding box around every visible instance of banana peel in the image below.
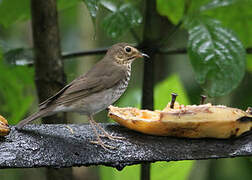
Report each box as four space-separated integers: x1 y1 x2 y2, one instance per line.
0 115 10 137
108 102 252 138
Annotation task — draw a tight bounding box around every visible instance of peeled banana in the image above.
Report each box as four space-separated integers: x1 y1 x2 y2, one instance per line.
0 115 10 137
108 102 252 138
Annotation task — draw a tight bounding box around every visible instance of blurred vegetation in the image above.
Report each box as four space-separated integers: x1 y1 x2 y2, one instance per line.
0 0 251 180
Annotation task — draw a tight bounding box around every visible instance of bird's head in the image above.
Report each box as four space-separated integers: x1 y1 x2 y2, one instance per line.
107 43 149 65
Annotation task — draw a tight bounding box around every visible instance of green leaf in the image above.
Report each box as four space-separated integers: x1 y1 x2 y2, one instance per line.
100 0 120 11
185 16 246 97
199 0 239 12
202 0 252 47
156 0 239 24
154 74 190 109
151 161 194 180
102 3 142 38
156 0 184 24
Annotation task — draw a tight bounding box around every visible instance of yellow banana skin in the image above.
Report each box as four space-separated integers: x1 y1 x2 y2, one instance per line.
0 115 10 137
108 103 252 138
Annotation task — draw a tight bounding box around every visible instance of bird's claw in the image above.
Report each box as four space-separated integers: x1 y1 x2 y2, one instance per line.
99 133 125 141
90 140 116 150
88 116 124 150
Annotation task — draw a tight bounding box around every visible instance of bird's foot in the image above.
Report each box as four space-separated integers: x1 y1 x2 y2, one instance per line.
90 139 116 150
90 117 125 141
99 132 125 141
88 115 125 150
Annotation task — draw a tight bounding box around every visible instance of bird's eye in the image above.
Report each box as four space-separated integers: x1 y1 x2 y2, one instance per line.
125 47 132 53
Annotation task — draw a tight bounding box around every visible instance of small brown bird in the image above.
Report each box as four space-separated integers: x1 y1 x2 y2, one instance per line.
16 43 148 149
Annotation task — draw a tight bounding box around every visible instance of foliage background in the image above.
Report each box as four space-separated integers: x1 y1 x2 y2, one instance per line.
0 0 252 180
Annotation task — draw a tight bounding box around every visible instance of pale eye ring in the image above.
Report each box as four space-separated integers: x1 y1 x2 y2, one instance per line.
125 46 132 53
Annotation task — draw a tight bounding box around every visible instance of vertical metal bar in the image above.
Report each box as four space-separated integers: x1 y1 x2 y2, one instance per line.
141 55 154 110
140 52 154 180
140 40 155 179
140 0 157 179
140 0 175 177
141 162 151 180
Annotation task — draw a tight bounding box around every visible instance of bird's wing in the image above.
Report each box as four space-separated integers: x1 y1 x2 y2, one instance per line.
39 83 73 109
39 61 126 109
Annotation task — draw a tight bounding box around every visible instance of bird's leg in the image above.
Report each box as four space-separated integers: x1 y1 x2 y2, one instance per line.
88 115 116 150
90 117 125 140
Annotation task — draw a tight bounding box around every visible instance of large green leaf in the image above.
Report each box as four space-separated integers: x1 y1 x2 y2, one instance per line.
102 3 142 38
185 16 246 97
156 0 184 24
157 0 252 48
202 0 252 47
187 0 252 47
198 0 252 74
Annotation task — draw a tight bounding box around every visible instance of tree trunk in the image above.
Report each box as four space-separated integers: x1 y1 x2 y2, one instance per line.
30 0 72 179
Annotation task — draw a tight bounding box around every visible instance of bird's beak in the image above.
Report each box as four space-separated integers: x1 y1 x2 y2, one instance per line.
138 52 150 58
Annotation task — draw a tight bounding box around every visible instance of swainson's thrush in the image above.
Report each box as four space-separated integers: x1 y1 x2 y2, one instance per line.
16 43 148 149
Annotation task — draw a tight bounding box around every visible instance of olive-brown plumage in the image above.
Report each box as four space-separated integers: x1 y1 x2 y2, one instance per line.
16 43 148 149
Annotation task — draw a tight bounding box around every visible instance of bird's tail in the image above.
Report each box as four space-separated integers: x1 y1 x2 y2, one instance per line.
16 110 48 129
